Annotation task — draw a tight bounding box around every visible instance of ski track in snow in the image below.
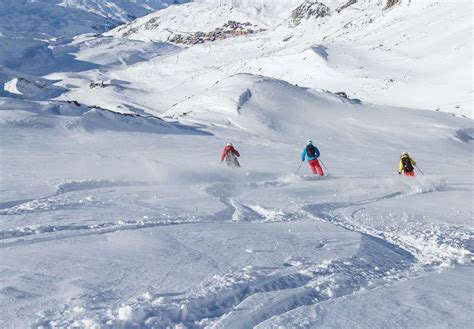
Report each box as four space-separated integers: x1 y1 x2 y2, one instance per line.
0 179 206 247
22 176 473 328
0 178 294 248
33 230 417 328
0 179 150 213
303 181 473 268
0 219 206 249
2 183 471 327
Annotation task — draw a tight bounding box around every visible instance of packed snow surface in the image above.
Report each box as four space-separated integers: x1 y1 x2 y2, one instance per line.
0 0 473 328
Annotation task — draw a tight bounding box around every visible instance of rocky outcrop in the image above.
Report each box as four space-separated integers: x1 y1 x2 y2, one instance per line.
291 0 330 26
336 0 357 13
384 0 400 10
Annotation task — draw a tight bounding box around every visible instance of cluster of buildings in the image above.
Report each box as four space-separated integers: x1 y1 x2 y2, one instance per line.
169 20 265 45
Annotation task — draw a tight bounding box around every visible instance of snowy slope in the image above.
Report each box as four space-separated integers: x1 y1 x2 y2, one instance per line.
0 0 189 40
107 0 473 117
0 1 116 40
57 0 191 22
0 0 188 87
0 0 473 328
108 0 303 40
1 72 473 327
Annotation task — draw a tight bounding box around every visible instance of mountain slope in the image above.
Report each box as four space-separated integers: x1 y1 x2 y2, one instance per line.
0 0 188 82
106 0 473 117
57 0 191 22
1 71 472 327
0 0 189 40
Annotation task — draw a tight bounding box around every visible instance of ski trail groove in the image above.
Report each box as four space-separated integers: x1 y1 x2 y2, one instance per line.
0 219 207 249
36 232 416 328
0 180 154 214
24 177 470 327
303 189 473 267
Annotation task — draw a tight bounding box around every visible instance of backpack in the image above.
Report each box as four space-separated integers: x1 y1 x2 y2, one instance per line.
401 156 414 172
227 149 236 158
306 145 315 157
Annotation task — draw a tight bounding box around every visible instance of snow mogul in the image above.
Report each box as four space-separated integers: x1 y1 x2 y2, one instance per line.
398 151 417 176
221 142 241 167
301 140 324 176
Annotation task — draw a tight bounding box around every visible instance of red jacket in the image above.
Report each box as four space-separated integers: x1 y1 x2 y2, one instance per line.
221 146 240 161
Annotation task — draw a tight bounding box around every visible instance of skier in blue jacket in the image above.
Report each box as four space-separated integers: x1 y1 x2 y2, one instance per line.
301 140 324 176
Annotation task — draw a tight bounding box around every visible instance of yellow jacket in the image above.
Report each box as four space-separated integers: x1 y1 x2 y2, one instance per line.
399 155 416 173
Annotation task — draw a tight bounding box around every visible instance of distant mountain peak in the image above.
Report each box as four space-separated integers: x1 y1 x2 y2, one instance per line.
0 0 191 40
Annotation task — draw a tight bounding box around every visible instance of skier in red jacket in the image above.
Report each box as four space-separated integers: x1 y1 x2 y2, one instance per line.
221 142 240 167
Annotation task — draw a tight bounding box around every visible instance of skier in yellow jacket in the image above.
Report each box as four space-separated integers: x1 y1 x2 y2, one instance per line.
398 152 416 176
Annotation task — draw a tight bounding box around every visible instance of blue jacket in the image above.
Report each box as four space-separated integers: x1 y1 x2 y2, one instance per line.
301 144 320 161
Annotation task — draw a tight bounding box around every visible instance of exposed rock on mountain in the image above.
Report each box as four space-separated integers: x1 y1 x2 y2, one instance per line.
336 0 357 13
385 0 400 10
291 0 330 26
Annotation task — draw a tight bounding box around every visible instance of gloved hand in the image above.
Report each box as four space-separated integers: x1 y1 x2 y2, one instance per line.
398 171 401 175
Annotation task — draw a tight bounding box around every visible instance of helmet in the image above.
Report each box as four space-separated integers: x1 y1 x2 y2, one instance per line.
227 142 233 146
401 151 408 156
307 140 313 145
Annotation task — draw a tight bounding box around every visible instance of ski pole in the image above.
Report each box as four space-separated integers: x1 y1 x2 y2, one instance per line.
295 161 303 174
415 165 425 176
319 159 332 176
